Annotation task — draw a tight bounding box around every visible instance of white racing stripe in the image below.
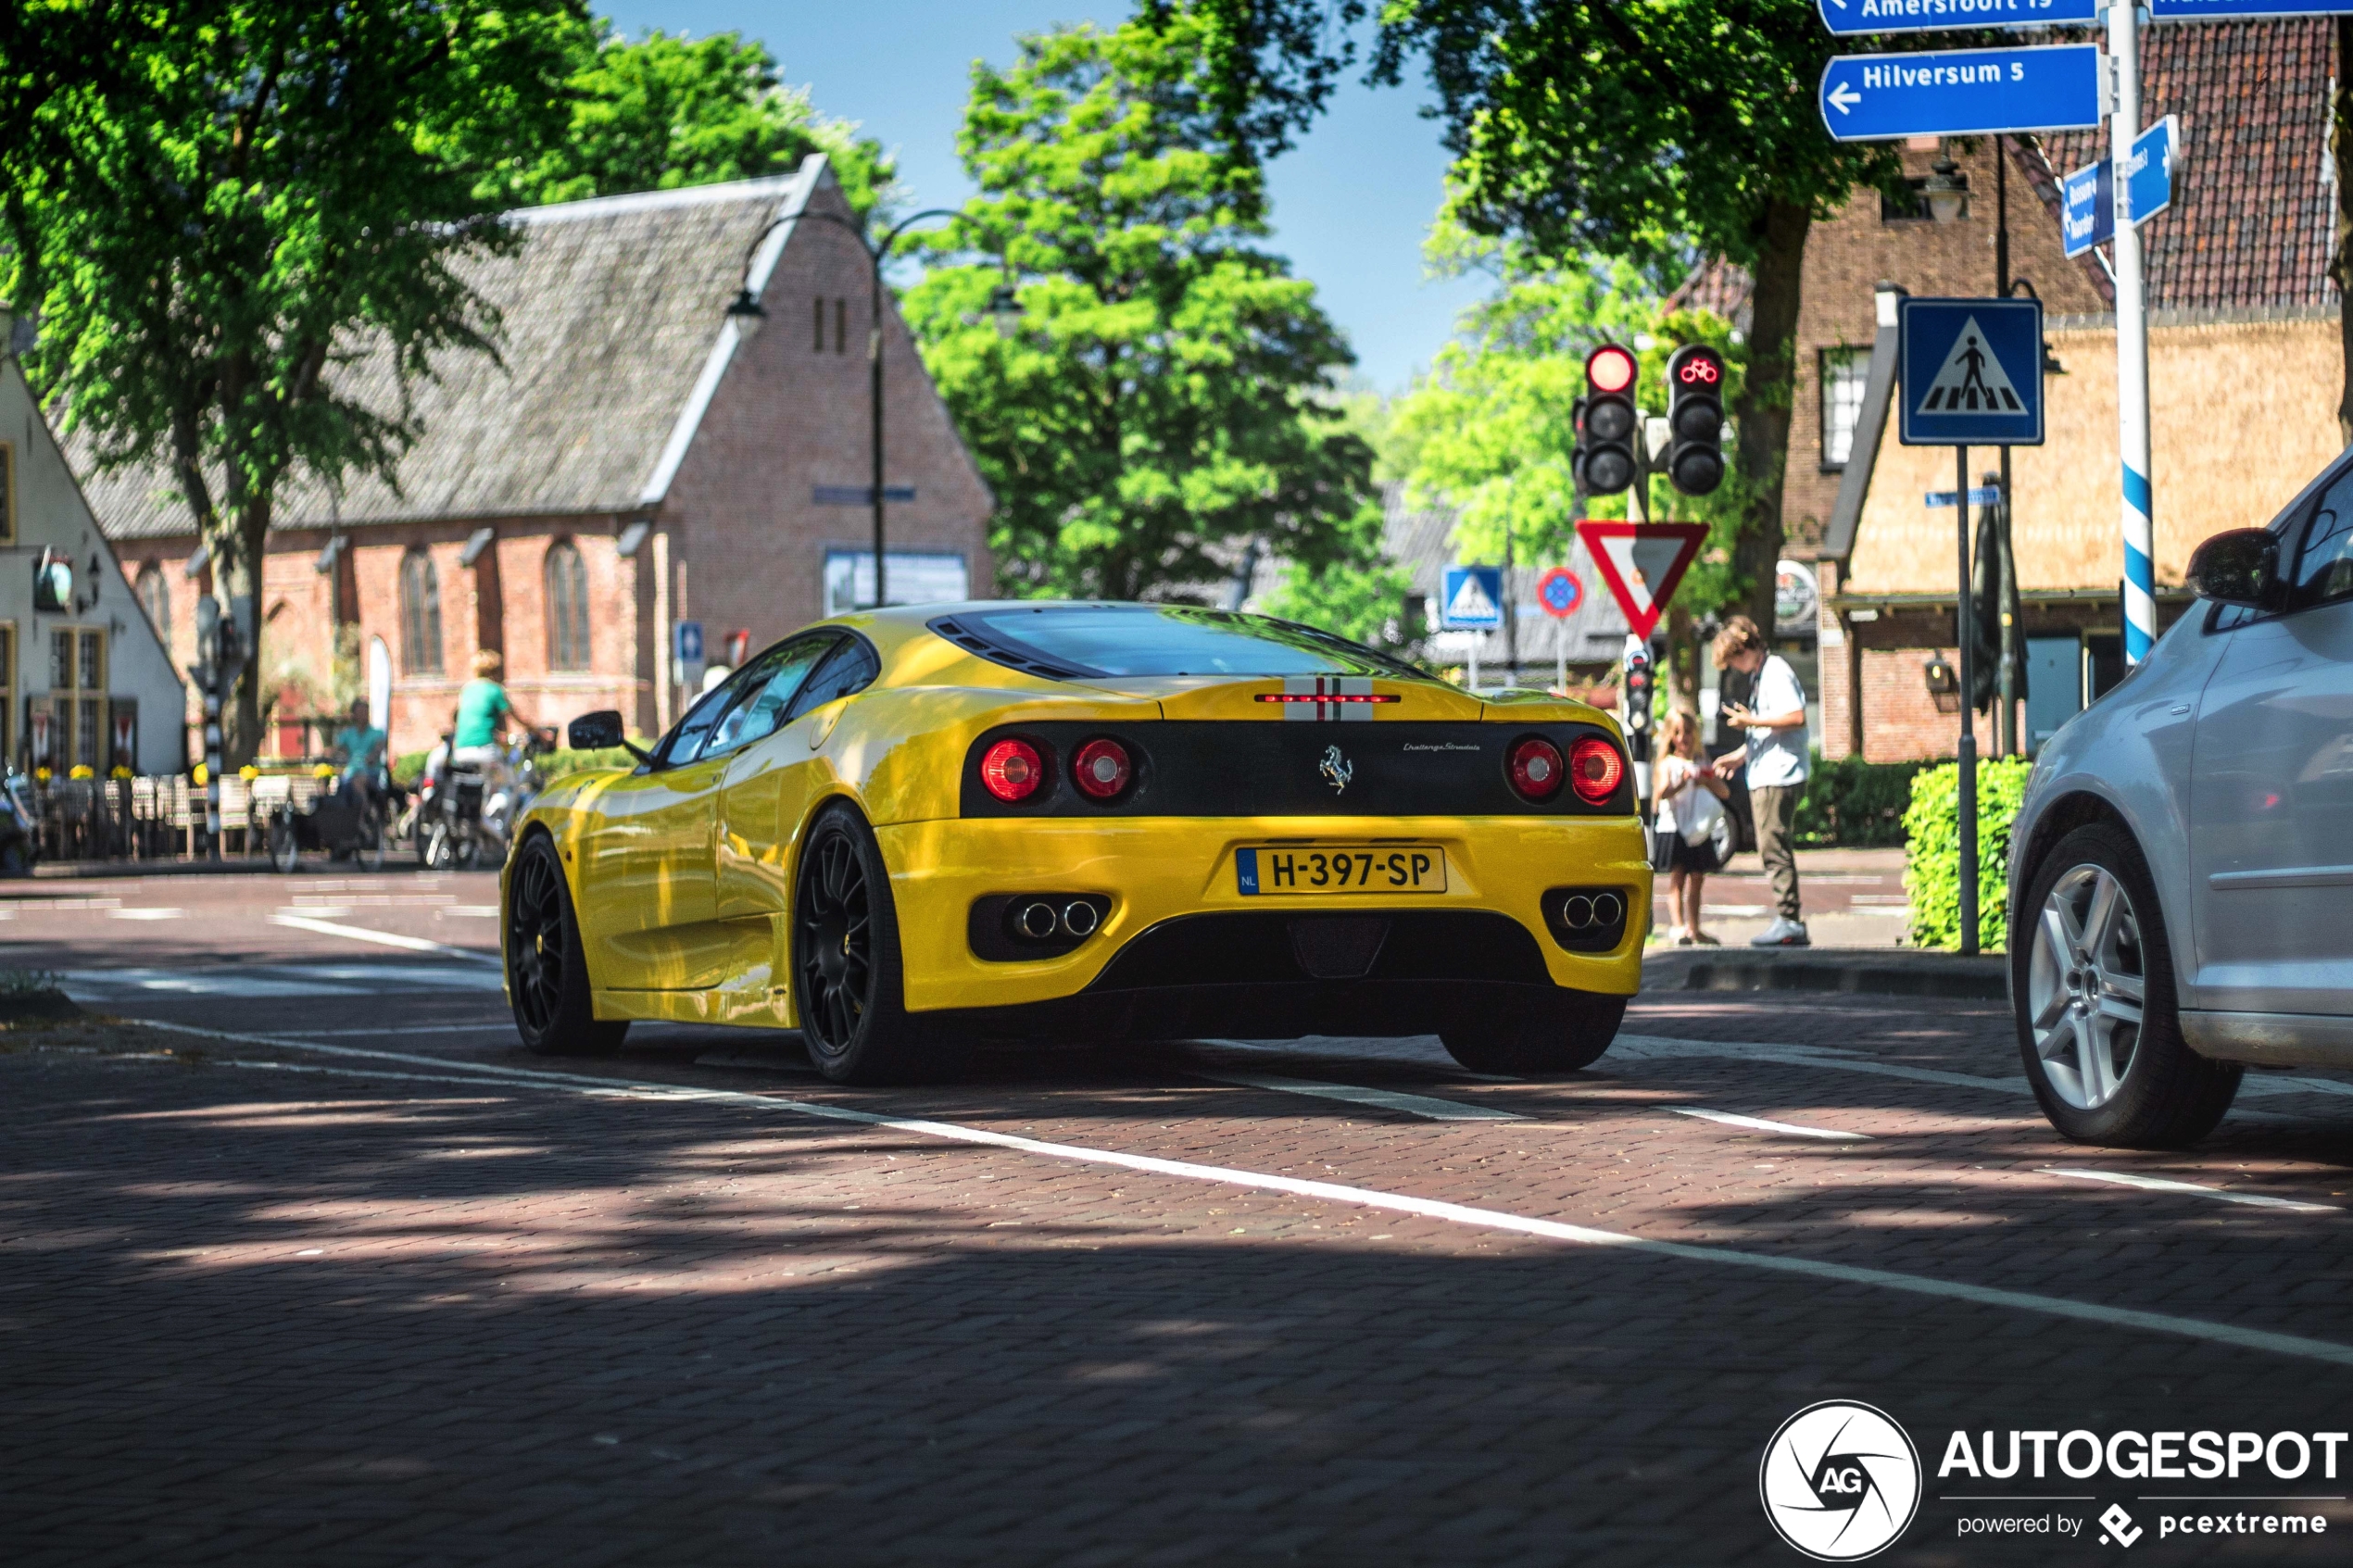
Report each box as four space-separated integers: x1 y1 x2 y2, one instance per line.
127 1019 2353 1372
269 912 501 964
2041 1168 2339 1213
1672 1107 1869 1141
1192 1070 1522 1122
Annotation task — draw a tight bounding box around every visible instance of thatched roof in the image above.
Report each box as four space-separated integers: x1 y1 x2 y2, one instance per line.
76 163 832 540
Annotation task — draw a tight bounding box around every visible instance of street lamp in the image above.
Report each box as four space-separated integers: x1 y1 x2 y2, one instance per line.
728 203 1013 609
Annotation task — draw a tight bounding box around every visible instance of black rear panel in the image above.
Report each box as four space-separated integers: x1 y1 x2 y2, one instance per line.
958 721 1634 819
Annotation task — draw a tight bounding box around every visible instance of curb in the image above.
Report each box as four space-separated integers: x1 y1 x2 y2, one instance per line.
1642 946 2007 1001
24 859 432 881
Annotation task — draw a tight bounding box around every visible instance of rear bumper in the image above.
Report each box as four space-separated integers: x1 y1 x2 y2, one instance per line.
876 814 1649 1013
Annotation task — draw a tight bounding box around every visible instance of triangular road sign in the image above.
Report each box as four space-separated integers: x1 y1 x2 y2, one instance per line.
1574 521 1709 641
1914 315 2025 416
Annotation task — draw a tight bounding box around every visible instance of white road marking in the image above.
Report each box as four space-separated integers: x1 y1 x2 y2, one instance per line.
696 1048 819 1075
1672 1108 1869 1141
1192 1070 1522 1122
59 962 506 999
132 1020 2353 1373
256 1022 516 1038
107 908 184 922
2040 1168 2339 1213
269 912 500 963
437 907 500 918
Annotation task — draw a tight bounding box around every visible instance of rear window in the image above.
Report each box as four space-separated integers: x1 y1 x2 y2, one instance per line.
936 605 1430 682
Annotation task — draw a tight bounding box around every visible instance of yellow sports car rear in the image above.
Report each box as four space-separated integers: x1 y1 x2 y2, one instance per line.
504 602 1648 1082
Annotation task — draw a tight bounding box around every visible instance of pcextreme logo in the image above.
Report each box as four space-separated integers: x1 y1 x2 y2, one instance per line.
1760 1400 1923 1562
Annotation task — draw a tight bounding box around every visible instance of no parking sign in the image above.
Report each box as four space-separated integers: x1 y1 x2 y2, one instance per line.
1536 567 1583 619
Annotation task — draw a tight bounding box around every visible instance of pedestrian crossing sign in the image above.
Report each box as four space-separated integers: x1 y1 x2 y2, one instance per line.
1897 296 2044 446
1440 565 1504 630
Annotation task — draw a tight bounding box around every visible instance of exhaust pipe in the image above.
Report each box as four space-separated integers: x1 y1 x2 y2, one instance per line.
1015 900 1060 940
1561 894 1595 930
1060 900 1100 937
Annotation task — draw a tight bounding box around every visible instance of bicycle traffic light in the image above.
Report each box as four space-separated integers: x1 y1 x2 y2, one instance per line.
1664 344 1727 495
1576 344 1641 495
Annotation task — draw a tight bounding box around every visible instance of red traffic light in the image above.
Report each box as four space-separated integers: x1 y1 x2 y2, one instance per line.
1672 345 1724 386
1586 345 1637 394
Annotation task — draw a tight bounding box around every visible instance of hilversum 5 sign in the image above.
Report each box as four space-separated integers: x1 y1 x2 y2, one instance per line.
1815 0 2095 35
1818 44 2104 140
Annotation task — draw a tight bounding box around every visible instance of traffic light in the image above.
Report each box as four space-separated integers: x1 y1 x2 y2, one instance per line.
1576 344 1641 495
1622 641 1654 763
1664 344 1727 495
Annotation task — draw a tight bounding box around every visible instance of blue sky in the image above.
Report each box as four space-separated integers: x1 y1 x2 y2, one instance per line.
597 2 1491 391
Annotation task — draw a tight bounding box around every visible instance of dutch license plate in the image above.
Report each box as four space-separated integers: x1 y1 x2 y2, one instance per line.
1235 846 1447 897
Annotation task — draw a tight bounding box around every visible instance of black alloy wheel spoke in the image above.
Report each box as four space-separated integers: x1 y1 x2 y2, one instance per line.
798 827 875 1054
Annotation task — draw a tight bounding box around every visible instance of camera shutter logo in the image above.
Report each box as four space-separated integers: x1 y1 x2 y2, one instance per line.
1758 1400 1921 1561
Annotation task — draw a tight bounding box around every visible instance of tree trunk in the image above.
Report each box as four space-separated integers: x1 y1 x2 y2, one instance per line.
2334 19 2353 444
1666 599 1701 718
1731 197 1811 633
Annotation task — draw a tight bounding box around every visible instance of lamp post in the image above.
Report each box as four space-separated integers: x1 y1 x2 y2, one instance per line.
726 205 1020 610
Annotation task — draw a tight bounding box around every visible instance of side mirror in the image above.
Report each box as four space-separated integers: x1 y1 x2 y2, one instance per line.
2186 528 2280 610
567 709 649 763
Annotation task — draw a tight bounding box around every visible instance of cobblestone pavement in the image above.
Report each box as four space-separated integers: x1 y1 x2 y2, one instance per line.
6 873 2353 1566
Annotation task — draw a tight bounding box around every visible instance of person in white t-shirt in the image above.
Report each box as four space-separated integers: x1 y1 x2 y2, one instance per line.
1710 615 1811 947
1654 709 1730 946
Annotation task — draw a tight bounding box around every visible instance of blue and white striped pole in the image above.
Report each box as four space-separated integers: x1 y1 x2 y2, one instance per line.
2109 0 2156 663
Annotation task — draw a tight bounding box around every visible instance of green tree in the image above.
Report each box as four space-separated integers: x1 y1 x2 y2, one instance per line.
521 25 897 222
901 12 1381 602
0 0 584 765
1164 0 1906 632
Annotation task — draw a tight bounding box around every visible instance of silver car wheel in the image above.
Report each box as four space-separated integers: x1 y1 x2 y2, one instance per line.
2026 863 2149 1110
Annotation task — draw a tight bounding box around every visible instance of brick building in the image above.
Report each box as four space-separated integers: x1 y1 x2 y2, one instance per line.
1789 20 2341 761
79 157 992 759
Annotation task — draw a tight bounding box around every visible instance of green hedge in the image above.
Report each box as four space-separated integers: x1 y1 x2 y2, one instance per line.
1794 754 1927 847
1903 758 2032 951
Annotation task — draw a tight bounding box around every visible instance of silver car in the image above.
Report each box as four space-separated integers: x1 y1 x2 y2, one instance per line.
2008 455 2353 1147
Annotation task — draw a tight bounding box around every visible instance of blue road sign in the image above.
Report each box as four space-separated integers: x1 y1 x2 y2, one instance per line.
2125 115 2180 225
2061 158 2113 257
1898 297 2046 446
1818 44 2103 141
1440 566 1504 631
1815 0 2096 36
2151 0 2353 16
1925 486 2003 508
673 620 704 665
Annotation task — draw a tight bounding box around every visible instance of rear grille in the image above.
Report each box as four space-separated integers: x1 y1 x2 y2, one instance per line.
1088 910 1553 990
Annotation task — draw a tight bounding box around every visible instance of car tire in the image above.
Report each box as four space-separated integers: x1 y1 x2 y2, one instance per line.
793 804 940 1085
2012 822 2239 1148
506 834 628 1058
1441 989 1626 1075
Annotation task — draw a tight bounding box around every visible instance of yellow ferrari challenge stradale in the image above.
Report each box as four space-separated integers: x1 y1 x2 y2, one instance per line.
501 602 1651 1083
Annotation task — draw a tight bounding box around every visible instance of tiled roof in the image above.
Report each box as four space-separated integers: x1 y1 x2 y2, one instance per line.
1666 259 1755 335
2032 19 2337 314
76 166 824 540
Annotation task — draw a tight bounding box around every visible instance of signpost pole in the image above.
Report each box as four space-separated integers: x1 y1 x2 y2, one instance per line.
1956 445 1979 958
2110 0 2157 666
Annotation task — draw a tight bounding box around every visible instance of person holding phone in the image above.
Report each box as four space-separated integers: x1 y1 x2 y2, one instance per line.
1710 615 1810 947
1654 709 1730 946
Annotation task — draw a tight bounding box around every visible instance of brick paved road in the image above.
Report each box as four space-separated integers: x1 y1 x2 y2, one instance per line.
6 873 2353 1566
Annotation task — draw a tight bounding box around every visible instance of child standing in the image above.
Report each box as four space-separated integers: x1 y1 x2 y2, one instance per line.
1655 709 1730 946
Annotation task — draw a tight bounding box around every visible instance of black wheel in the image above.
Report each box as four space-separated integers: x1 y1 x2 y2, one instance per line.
357 807 387 872
1441 989 1626 1075
793 805 939 1084
2013 822 2239 1148
507 834 627 1057
270 813 300 873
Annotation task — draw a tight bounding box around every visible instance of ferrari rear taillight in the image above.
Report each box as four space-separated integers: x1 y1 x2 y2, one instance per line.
980 738 1046 802
1567 736 1626 805
1507 736 1566 803
1072 738 1132 801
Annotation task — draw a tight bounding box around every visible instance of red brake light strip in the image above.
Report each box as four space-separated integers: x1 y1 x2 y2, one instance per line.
1254 693 1400 704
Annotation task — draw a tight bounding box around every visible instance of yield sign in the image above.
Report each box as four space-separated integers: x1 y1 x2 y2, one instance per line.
1574 521 1708 641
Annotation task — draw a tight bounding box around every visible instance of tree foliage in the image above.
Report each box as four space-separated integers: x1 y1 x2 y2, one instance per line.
0 0 585 764
902 12 1380 603
1165 0 1909 628
520 25 897 222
